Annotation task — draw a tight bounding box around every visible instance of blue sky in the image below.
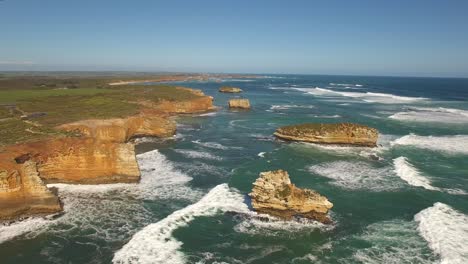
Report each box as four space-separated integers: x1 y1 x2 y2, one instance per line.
1 0 467 77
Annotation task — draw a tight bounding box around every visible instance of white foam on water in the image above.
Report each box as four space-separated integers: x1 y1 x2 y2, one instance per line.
269 104 314 110
329 83 364 87
197 112 218 117
310 114 341 118
389 107 468 124
257 152 266 157
0 150 201 246
351 219 438 264
192 140 242 150
391 134 468 155
308 161 402 191
174 149 223 161
393 157 438 191
112 184 250 264
290 87 427 104
414 202 468 264
234 214 332 236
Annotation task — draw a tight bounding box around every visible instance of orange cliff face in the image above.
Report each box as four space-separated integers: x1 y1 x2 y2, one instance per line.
0 86 216 220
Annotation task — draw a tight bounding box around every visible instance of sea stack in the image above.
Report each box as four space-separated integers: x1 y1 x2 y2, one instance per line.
249 170 333 223
219 86 243 93
228 98 251 109
274 123 378 147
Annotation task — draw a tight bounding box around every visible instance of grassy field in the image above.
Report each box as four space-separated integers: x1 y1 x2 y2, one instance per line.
0 75 203 146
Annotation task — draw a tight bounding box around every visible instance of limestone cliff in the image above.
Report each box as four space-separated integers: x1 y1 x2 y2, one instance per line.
0 160 62 220
274 123 378 147
58 116 176 143
249 170 333 223
228 99 251 109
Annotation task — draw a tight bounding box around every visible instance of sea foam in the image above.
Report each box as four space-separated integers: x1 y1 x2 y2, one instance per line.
415 203 468 264
389 107 468 124
393 157 438 191
308 161 401 191
112 184 249 264
290 87 427 104
391 134 468 155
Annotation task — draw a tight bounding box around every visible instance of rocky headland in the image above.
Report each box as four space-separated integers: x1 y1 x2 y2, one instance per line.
249 170 333 223
228 98 251 109
274 123 378 147
219 86 243 93
0 80 215 221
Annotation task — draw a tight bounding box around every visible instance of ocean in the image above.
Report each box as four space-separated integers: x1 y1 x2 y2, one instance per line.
1 75 468 263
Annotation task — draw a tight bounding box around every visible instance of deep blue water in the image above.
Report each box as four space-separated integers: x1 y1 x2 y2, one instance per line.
1 74 468 264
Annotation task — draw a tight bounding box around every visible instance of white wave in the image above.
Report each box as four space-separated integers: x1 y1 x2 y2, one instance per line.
310 114 341 118
197 112 218 117
291 87 427 104
415 202 468 264
234 214 332 236
0 217 55 244
393 157 438 191
0 150 201 246
174 149 223 161
389 107 468 124
112 184 250 264
352 219 438 264
391 134 468 155
191 140 242 150
308 161 402 191
269 104 314 110
329 83 364 87
258 152 266 157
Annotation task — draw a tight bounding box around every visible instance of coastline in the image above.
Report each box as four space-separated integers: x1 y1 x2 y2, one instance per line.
0 76 218 222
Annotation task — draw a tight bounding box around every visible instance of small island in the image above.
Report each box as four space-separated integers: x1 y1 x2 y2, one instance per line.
249 170 333 223
219 86 243 93
228 98 251 109
274 122 378 147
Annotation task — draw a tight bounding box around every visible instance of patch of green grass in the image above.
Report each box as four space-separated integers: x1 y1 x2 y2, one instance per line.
0 118 60 146
0 107 11 119
0 88 117 104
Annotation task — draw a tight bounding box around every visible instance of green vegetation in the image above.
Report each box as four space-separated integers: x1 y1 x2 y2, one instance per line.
0 75 203 146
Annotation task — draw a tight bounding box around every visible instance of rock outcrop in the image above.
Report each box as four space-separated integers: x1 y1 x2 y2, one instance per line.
274 123 378 147
0 138 140 185
58 116 176 143
0 160 62 220
228 99 251 109
219 86 243 93
249 170 333 223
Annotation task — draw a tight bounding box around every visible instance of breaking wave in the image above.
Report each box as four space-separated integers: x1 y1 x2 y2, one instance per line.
269 104 314 110
391 134 468 155
389 107 468 124
112 184 249 264
290 87 427 104
414 203 468 264
393 157 438 191
308 161 402 191
174 149 223 161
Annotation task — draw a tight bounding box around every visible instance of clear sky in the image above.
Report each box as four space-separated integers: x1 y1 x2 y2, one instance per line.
1 0 467 77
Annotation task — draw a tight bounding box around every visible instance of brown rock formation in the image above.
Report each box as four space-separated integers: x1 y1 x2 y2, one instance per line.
0 160 62 220
58 116 176 143
228 99 251 109
0 138 140 185
219 86 243 93
274 123 378 147
249 170 333 223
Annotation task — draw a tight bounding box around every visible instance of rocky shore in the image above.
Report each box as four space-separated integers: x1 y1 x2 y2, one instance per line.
219 86 243 93
249 170 333 223
274 122 378 147
0 86 215 221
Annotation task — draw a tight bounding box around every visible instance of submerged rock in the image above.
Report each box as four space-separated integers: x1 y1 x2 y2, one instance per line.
229 99 251 109
249 170 333 223
274 122 378 147
219 86 243 93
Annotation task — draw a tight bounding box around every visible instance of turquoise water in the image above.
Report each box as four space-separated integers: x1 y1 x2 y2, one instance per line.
1 75 468 263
